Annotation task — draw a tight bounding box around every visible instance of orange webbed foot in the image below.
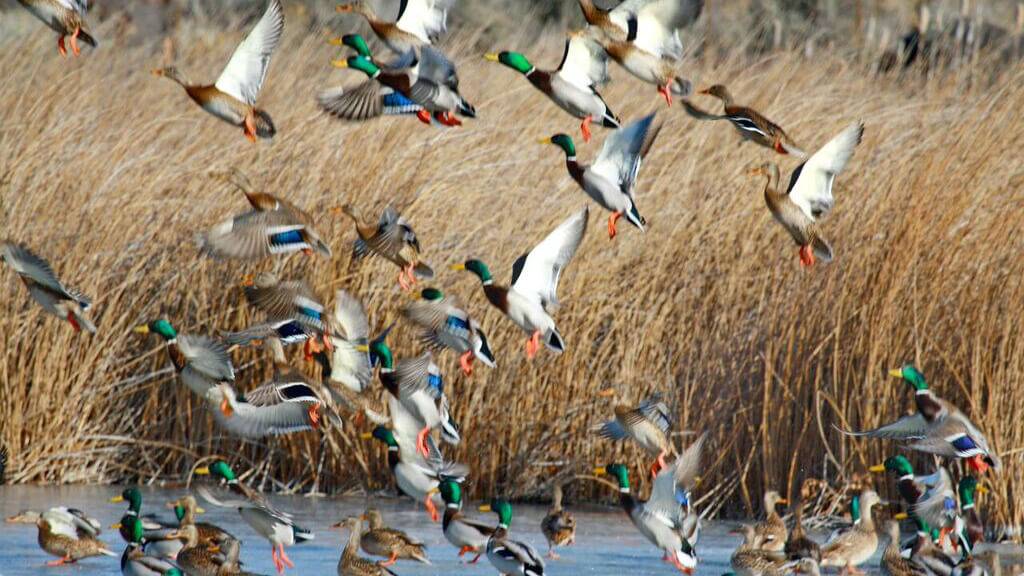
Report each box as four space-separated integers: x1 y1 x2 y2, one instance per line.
798 245 815 267
57 36 67 57
607 211 622 240
580 116 593 143
658 84 673 107
416 109 432 125
459 351 474 376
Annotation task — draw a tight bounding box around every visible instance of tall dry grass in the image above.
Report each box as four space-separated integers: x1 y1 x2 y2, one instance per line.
0 4 1022 525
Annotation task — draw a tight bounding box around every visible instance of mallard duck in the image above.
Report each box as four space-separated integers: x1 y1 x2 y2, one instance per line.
167 495 234 545
909 523 957 576
118 516 179 576
785 483 822 563
215 537 269 576
881 520 928 576
452 206 588 359
871 456 959 551
331 517 397 576
593 0 702 106
592 390 674 477
313 302 390 425
402 287 496 376
134 319 234 404
540 483 576 559
542 112 660 239
957 477 986 551
748 121 864 267
231 272 330 356
683 85 805 156
478 499 546 576
195 460 314 575
1 241 96 333
376 350 459 455
215 363 325 438
357 507 430 565
16 0 97 57
728 524 789 576
109 488 180 558
166 524 222 576
335 0 453 55
33 507 116 566
485 32 618 142
753 490 789 552
332 47 475 126
197 191 332 262
820 489 881 575
790 558 824 575
362 425 467 523
846 365 1000 473
594 435 704 574
336 204 433 290
576 0 635 40
319 34 431 123
153 0 283 142
438 479 493 563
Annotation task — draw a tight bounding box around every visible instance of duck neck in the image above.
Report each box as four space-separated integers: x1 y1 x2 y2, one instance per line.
343 525 362 560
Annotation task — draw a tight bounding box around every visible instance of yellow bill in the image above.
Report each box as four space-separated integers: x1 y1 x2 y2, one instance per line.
483 53 499 62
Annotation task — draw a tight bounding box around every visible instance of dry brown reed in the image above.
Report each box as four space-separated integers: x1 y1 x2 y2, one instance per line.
0 5 1022 525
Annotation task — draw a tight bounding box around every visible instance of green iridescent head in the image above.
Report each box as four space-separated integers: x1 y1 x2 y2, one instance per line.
884 455 914 476
371 425 398 447
453 259 493 283
370 340 393 369
598 463 630 489
341 56 380 77
342 34 372 58
135 319 177 340
889 364 928 391
165 569 184 576
113 487 143 513
958 476 979 506
419 288 444 301
481 497 513 527
542 133 576 157
199 460 237 482
485 51 533 75
850 494 861 522
439 479 463 505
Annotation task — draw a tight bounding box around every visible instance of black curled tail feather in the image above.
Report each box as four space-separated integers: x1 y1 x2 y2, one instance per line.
254 109 276 139
545 329 565 354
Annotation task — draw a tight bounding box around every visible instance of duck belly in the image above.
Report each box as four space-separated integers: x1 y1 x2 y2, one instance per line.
630 422 666 456
548 76 606 119
239 508 294 546
617 52 666 85
20 2 70 34
505 291 554 336
445 521 490 549
395 463 436 500
581 172 629 213
196 92 247 127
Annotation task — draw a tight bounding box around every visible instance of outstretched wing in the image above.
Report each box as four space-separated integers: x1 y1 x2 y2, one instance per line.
56 0 89 16
637 394 672 433
556 31 610 90
177 334 235 382
630 0 703 59
396 0 454 43
644 435 704 524
590 113 659 197
1 242 82 303
215 0 285 105
834 414 928 440
787 121 864 221
511 207 589 311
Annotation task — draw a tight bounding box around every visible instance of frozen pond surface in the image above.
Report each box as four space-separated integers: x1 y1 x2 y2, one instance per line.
0 485 960 576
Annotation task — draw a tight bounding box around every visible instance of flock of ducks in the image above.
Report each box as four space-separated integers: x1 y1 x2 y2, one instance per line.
0 0 1006 575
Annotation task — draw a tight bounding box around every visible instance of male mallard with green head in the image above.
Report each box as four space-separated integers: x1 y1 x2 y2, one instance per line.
402 287 496 376
748 121 863 267
479 499 546 576
195 460 314 575
17 0 97 57
683 84 805 156
452 207 588 359
134 319 234 404
541 113 661 239
438 479 493 563
153 0 283 142
595 436 704 574
2 241 96 333
485 32 619 142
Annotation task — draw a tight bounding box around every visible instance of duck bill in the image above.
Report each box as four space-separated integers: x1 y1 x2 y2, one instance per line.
893 512 909 520
477 504 492 512
359 432 373 440
132 324 150 334
449 263 466 271
483 53 499 62
194 466 210 476
868 463 886 473
593 466 607 476
888 368 904 378
537 137 552 145
110 522 122 530
596 389 616 398
109 495 125 504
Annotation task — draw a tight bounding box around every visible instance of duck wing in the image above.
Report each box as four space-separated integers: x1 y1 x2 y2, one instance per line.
510 206 588 312
215 0 284 105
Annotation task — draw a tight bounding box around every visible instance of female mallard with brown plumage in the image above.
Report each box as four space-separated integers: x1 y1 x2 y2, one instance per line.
168 495 235 545
336 203 433 290
1 241 96 333
335 0 453 55
748 121 864 268
16 0 97 57
821 489 881 575
785 481 822 563
881 521 928 576
540 483 576 560
683 85 805 156
592 389 674 477
485 31 619 142
153 0 283 142
34 507 116 566
729 524 789 576
753 490 789 552
357 507 430 566
588 0 702 107
402 287 495 376
332 517 398 576
166 524 223 576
